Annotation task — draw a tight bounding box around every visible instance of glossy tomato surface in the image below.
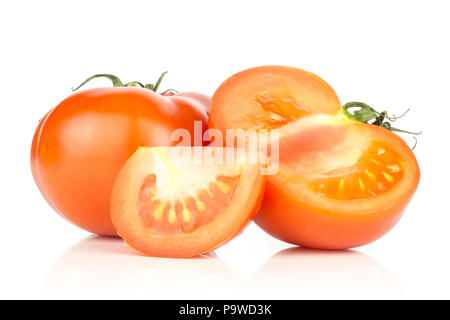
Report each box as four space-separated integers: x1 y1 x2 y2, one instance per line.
111 147 266 257
31 88 209 236
255 115 420 249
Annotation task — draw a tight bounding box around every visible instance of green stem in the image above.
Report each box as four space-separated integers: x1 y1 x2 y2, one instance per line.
342 102 377 122
124 81 146 88
153 71 168 92
343 101 421 135
161 88 180 95
72 74 123 91
71 72 171 93
342 101 422 150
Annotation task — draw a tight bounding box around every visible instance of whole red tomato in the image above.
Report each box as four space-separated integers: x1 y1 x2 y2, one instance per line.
31 73 210 236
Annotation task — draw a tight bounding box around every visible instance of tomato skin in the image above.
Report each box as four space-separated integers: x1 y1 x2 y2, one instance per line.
177 92 211 114
31 87 209 236
256 175 416 250
254 120 420 250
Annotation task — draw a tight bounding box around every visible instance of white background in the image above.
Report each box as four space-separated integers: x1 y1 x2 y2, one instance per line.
0 0 449 299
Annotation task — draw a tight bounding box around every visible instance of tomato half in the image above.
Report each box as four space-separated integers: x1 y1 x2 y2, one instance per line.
111 147 265 257
255 115 420 249
209 66 420 249
31 87 210 236
210 65 341 132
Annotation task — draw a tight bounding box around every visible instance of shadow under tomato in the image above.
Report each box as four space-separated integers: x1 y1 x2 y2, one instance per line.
42 235 236 299
248 246 401 299
76 234 218 259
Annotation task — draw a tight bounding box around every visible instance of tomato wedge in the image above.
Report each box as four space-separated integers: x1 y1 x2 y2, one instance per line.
255 115 420 249
111 147 265 257
210 65 341 132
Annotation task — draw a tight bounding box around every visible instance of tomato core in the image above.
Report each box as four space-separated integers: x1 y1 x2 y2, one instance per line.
135 148 243 235
253 91 311 128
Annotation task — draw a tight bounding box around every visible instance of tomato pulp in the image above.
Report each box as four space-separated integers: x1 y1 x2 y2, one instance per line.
210 65 341 132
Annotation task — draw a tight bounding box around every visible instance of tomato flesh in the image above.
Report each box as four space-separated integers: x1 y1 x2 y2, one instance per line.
309 140 404 200
210 66 341 132
138 172 240 235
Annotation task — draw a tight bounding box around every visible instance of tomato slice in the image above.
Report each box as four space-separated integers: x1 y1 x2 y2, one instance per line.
210 66 341 132
111 147 265 257
255 115 420 249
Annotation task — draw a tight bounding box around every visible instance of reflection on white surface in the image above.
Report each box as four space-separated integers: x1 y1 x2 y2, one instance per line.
43 236 238 299
250 247 401 299
43 236 400 299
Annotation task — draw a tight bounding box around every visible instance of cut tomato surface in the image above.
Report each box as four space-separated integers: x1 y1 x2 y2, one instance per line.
255 115 420 249
210 66 341 132
111 147 266 258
